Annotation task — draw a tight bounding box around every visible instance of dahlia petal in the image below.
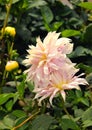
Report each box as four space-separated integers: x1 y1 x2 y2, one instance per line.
60 90 66 101
43 31 60 45
49 88 59 105
36 37 44 50
44 64 49 75
56 38 73 54
38 92 51 105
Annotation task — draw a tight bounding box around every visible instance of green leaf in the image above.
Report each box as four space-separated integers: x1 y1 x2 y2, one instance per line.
13 92 19 103
27 81 34 92
78 2 92 10
31 114 54 130
0 12 6 20
74 46 86 56
76 90 82 98
14 117 28 130
5 99 14 111
77 63 92 73
83 24 92 44
0 122 9 129
12 110 27 118
60 116 80 130
69 17 83 27
12 0 20 4
28 0 47 9
74 108 84 118
3 115 14 129
41 6 53 24
17 81 25 99
17 25 31 42
62 29 81 37
0 93 14 105
21 0 28 9
71 46 92 58
83 120 92 128
82 106 92 121
86 73 92 85
80 98 89 107
52 22 63 30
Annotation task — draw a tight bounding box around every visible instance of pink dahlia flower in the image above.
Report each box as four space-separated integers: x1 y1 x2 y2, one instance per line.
34 68 88 105
23 31 88 105
23 32 74 87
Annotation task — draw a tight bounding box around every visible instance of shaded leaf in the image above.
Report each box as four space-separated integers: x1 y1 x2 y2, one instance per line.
83 24 92 44
41 6 53 24
86 73 92 85
28 0 47 9
70 46 92 58
12 110 27 118
31 114 54 130
82 106 92 121
60 116 80 130
74 108 84 118
77 63 92 74
14 117 28 130
76 90 82 98
12 0 20 4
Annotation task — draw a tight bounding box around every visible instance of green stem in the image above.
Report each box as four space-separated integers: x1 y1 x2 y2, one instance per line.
63 104 72 119
12 73 17 87
41 101 47 114
17 13 22 25
60 95 73 120
0 70 6 93
11 110 40 130
9 42 14 59
1 0 13 39
0 0 13 93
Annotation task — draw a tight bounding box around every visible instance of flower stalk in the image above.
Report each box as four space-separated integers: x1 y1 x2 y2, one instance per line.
0 0 14 93
1 0 13 39
11 110 40 130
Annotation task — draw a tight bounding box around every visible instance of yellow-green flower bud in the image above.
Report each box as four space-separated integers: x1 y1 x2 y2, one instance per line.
4 26 16 37
5 61 19 72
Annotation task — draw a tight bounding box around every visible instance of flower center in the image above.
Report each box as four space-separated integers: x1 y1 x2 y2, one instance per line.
57 82 63 89
41 53 47 61
53 81 64 90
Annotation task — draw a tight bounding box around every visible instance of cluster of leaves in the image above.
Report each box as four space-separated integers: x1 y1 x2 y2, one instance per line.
0 0 92 130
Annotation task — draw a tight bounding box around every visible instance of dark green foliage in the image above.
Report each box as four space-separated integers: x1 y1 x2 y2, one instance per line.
0 0 92 130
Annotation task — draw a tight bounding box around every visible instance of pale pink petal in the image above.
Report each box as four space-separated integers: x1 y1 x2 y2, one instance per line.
38 93 51 105
43 31 60 45
60 90 66 101
49 88 59 105
36 37 44 50
56 38 73 54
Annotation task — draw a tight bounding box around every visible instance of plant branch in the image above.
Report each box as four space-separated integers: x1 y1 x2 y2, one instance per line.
1 0 13 39
11 110 40 130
